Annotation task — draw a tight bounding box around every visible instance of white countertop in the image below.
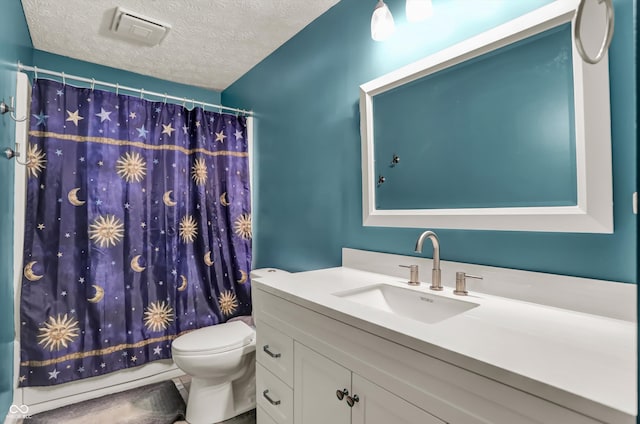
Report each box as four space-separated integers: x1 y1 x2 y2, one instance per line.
252 265 636 419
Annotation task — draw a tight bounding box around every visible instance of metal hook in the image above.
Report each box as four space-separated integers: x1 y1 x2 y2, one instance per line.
574 0 615 64
1 97 27 122
4 147 30 165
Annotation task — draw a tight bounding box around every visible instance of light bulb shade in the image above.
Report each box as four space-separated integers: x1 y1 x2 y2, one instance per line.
371 0 395 41
406 0 433 22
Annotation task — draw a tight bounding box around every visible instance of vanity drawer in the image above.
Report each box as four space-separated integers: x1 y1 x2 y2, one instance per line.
257 363 293 424
256 320 294 386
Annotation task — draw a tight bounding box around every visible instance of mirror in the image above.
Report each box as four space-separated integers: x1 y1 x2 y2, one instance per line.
359 0 612 233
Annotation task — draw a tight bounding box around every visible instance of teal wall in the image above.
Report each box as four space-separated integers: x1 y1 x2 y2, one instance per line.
0 1 32 419
31 50 221 104
223 0 637 283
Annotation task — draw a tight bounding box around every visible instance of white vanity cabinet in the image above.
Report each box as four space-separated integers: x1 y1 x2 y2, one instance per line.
253 283 613 424
294 342 445 424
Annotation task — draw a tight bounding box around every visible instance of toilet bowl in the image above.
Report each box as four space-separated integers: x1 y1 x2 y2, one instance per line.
172 320 256 424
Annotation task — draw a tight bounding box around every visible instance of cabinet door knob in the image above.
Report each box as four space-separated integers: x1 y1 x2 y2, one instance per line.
263 389 281 406
336 388 349 400
263 345 281 358
346 394 360 407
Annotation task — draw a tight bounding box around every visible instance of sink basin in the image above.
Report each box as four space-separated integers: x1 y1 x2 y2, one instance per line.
333 284 479 324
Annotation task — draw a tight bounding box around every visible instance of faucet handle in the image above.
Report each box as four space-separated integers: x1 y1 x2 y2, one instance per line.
454 272 483 296
399 264 420 286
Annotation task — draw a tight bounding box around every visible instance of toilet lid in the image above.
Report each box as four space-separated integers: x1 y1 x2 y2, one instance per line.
172 321 255 355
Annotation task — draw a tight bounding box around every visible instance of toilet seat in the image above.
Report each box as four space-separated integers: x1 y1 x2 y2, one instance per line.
172 321 255 356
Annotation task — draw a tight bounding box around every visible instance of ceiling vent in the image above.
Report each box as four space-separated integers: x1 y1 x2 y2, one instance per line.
109 7 171 46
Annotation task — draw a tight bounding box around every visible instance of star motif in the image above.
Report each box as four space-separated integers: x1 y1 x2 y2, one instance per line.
65 233 70 238
235 129 243 139
153 346 162 355
61 291 67 296
48 369 60 380
100 363 106 369
124 202 131 209
96 199 103 206
95 107 112 123
32 111 49 126
141 222 146 228
161 123 176 136
215 131 227 143
55 149 62 156
56 89 64 97
182 124 188 134
131 356 138 363
77 366 85 372
129 112 137 119
98 161 104 166
37 223 45 230
66 110 84 126
195 121 201 127
18 375 26 383
57 252 63 258
155 107 162 113
171 269 177 276
154 247 160 252
78 277 85 283
122 351 128 357
79 157 85 162
136 125 149 139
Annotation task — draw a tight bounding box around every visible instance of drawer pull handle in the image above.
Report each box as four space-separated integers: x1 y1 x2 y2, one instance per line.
336 388 349 400
263 345 281 358
346 394 359 408
263 389 281 406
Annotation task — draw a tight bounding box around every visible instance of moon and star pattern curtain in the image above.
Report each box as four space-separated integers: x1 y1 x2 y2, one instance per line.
18 78 252 387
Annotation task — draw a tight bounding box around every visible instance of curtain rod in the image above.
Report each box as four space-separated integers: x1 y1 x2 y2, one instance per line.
17 63 252 116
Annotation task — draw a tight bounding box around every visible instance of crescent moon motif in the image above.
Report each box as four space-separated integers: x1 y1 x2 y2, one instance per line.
130 255 146 273
24 261 43 282
237 270 248 284
67 188 86 206
177 275 188 292
88 285 105 303
204 251 214 267
220 192 230 207
163 190 177 207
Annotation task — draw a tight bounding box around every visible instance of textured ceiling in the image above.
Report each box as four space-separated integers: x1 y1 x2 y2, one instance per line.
21 0 341 91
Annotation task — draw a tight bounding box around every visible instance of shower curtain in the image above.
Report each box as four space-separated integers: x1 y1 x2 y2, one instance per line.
18 78 252 387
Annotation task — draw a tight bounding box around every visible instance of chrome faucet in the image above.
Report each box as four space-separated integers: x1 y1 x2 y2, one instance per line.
415 230 442 291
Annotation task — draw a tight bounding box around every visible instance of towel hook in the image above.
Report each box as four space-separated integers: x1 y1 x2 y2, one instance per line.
0 97 27 122
574 0 614 64
4 146 30 165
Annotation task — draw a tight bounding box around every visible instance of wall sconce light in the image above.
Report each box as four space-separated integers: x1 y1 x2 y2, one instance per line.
406 0 433 22
371 0 395 41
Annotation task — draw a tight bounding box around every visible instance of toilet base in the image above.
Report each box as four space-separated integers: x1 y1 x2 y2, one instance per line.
186 377 234 424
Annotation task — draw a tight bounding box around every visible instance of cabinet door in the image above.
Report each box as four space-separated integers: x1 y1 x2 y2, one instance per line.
294 342 351 424
351 374 446 424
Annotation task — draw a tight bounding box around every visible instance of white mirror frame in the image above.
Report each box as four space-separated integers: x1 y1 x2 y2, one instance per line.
360 0 612 233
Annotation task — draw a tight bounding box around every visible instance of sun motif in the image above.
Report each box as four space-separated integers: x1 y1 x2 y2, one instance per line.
143 301 174 332
26 143 47 178
89 215 125 248
191 158 208 185
234 214 252 239
179 215 198 243
218 291 238 316
116 151 147 183
38 313 79 351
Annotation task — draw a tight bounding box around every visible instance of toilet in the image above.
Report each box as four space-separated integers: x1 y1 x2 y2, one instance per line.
172 320 256 424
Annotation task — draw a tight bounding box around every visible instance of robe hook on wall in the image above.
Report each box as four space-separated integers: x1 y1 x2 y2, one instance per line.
3 146 30 165
0 97 27 122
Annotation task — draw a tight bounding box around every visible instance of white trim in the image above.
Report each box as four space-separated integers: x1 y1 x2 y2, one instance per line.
359 0 613 233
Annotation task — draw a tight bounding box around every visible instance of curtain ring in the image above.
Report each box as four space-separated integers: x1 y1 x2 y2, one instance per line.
574 0 615 64
201 101 206 111
191 99 195 110
182 97 187 108
163 93 168 104
116 83 119 96
140 88 145 99
33 66 38 80
61 72 66 85
91 78 96 91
